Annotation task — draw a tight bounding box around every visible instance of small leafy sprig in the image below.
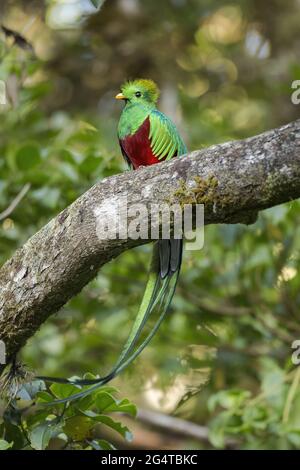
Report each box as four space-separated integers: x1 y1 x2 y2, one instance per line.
0 373 136 450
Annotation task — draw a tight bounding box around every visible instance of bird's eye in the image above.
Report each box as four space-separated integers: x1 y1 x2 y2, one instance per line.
135 91 142 97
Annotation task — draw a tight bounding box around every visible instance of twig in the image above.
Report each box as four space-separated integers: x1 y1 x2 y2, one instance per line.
178 287 251 316
137 408 238 448
0 183 31 221
138 408 209 440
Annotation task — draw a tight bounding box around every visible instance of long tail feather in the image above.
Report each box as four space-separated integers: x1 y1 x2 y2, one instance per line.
38 239 182 405
45 272 179 405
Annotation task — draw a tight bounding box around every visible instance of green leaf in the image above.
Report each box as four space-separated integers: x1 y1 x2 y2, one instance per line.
75 394 95 411
49 382 81 400
15 143 41 170
95 392 137 417
0 439 13 450
63 416 93 441
36 391 56 403
29 422 53 450
25 410 52 428
92 415 133 441
1 422 24 449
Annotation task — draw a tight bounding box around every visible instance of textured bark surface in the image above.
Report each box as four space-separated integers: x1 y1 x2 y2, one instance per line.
0 119 299 365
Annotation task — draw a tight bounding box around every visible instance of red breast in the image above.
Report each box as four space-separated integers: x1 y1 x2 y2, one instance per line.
120 117 160 169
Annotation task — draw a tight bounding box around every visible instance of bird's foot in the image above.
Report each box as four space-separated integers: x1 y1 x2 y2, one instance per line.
0 357 34 402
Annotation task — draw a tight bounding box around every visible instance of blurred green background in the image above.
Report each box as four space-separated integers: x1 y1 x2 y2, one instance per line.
1 0 300 450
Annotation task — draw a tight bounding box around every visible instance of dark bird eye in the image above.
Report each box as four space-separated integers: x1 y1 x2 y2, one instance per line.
135 91 142 97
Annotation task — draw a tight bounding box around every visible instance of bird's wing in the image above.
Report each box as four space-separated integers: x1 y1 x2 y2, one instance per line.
119 138 133 169
149 110 187 161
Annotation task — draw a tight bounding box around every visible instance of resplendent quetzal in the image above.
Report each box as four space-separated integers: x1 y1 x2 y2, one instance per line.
115 78 187 353
38 79 187 404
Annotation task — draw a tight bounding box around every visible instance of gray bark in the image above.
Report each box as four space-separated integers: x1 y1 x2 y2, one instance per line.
0 119 299 366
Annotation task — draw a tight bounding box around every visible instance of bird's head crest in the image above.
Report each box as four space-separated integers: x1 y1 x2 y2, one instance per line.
116 79 160 105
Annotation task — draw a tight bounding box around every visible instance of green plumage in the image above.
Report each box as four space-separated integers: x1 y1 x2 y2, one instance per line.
149 111 187 160
117 79 186 161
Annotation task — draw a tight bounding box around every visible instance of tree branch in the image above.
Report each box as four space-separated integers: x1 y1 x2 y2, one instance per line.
137 408 238 448
0 119 299 365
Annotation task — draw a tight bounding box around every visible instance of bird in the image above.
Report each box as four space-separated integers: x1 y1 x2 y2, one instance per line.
37 79 187 404
113 78 187 379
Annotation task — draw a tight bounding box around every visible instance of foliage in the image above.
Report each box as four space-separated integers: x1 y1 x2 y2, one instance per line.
0 374 136 450
208 362 300 449
0 0 300 450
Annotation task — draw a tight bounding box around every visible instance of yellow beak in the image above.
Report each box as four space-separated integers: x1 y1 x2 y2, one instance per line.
115 92 125 100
